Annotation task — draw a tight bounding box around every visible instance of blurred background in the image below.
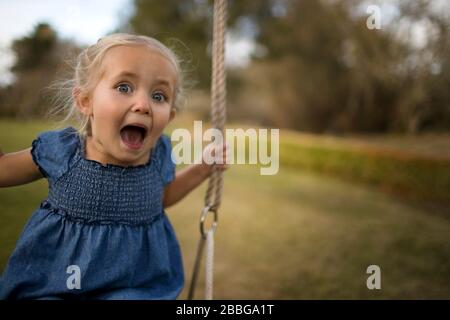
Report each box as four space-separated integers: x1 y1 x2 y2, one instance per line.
0 0 449 299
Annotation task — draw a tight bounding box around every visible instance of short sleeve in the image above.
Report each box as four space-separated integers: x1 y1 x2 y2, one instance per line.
31 127 79 181
155 134 176 185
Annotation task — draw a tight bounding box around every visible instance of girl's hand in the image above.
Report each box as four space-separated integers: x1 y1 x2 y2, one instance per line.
200 141 231 177
164 142 231 208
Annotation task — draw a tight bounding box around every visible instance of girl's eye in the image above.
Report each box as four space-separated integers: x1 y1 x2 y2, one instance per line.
116 83 132 94
152 92 167 103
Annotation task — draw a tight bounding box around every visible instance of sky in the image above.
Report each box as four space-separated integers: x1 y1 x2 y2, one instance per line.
0 0 254 85
0 0 132 46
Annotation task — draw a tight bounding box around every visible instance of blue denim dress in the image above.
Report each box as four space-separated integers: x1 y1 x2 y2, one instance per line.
0 127 184 300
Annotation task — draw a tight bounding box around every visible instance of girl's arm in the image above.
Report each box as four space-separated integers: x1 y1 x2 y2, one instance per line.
0 148 43 187
163 143 229 208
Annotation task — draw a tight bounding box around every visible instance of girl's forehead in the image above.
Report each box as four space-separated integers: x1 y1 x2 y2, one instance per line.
99 45 177 83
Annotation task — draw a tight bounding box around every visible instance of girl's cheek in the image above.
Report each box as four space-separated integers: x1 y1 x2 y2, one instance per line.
161 110 173 127
150 112 169 135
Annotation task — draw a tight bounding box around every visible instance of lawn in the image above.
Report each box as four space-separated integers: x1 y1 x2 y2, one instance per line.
0 117 449 299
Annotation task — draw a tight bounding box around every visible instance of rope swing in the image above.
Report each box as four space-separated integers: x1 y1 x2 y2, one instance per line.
188 0 228 300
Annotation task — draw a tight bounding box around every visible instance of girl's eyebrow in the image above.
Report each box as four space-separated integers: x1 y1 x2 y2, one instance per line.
154 79 173 92
111 71 139 81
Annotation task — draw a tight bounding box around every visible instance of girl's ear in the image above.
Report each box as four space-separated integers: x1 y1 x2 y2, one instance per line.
168 109 176 122
73 87 92 116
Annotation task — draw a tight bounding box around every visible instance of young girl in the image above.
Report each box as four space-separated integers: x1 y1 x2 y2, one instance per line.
0 33 228 300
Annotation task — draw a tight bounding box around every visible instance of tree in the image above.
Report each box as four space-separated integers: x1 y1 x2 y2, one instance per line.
124 0 213 89
0 23 80 118
11 23 57 72
240 0 450 133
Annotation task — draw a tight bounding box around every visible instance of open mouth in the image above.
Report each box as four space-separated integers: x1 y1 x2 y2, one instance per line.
120 124 148 150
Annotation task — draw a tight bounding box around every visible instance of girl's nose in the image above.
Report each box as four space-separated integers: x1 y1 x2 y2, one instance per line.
131 94 151 115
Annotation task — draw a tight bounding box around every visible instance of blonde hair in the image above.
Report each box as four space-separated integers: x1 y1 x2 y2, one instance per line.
50 33 186 136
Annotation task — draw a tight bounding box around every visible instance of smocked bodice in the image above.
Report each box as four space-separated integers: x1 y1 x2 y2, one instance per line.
31 127 174 226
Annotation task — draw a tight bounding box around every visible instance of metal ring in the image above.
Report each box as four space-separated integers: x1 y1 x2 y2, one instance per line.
200 205 218 238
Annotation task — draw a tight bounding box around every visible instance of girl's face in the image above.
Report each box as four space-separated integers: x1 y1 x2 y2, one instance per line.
77 45 177 166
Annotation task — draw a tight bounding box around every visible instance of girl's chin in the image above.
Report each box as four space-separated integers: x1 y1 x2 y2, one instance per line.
114 154 150 167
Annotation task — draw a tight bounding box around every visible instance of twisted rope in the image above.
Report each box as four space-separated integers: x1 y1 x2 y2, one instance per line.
188 0 227 300
204 0 227 212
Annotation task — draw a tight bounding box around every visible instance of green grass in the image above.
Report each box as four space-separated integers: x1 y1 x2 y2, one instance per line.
174 165 450 299
1 118 450 299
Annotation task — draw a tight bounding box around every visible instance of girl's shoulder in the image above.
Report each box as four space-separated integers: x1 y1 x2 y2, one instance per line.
31 127 80 180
